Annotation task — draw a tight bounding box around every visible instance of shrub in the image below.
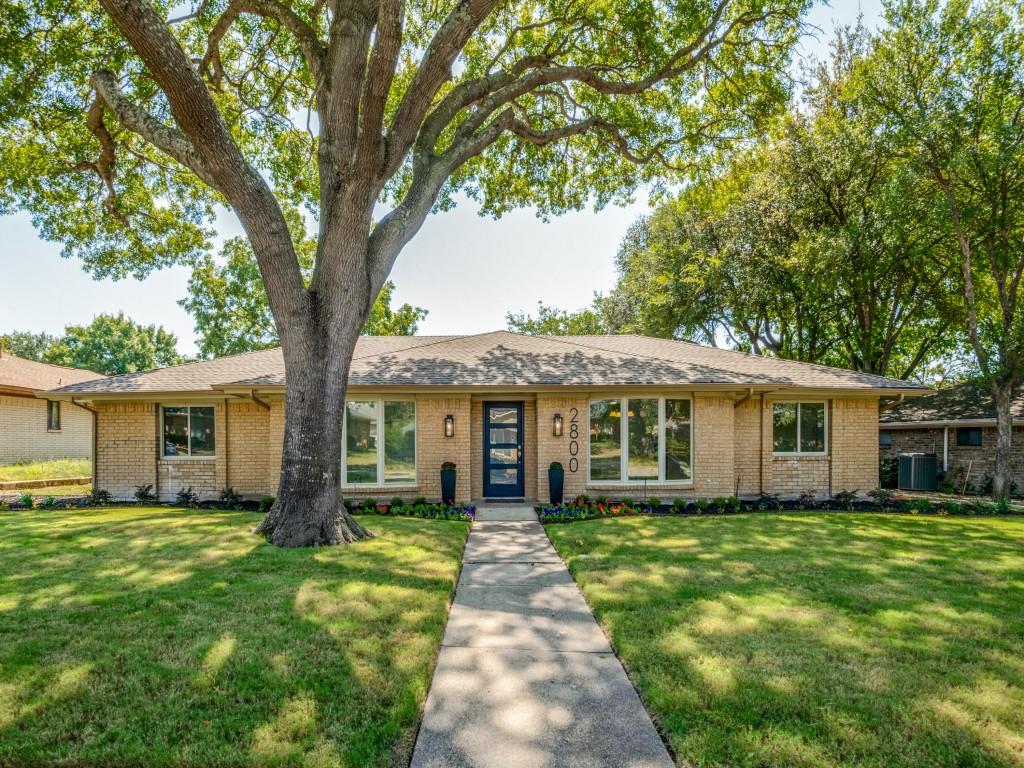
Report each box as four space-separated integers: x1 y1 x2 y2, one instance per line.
944 501 963 515
908 498 933 515
797 492 816 510
993 496 1012 515
134 484 156 503
867 488 896 509
0 501 9 512
389 496 404 508
711 497 729 514
694 498 709 514
176 487 200 508
672 498 688 512
89 488 112 506
549 461 563 471
219 487 241 509
648 496 661 508
19 491 34 508
259 495 275 513
414 496 427 505
595 496 609 507
725 496 741 513
832 490 858 511
879 457 898 488
40 495 57 508
755 494 780 511
620 497 635 508
441 461 456 471
363 497 377 510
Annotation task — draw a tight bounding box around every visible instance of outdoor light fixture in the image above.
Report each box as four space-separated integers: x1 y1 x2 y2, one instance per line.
553 413 563 437
444 414 455 438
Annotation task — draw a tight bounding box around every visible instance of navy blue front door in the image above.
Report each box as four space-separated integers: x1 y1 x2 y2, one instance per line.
483 402 524 498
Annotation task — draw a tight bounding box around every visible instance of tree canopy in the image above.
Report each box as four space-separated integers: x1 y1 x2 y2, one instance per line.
1 312 182 373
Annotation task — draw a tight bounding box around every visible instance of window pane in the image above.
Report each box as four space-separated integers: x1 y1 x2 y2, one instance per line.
773 403 797 453
589 400 621 481
489 447 518 465
383 401 415 484
163 407 189 456
489 427 518 444
489 407 517 424
627 399 658 480
489 468 517 485
47 401 60 430
799 403 825 453
346 401 378 484
665 399 692 481
190 407 216 456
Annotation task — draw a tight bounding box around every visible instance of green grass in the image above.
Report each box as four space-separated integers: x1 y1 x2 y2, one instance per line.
546 514 1024 768
0 506 470 767
0 458 91 482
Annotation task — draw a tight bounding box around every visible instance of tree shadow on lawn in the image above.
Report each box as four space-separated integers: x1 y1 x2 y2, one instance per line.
548 513 1024 768
0 508 469 767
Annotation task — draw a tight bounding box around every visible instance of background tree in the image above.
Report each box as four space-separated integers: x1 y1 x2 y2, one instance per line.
506 302 608 336
866 0 1024 496
607 23 962 380
182 219 427 357
1 313 181 373
1 0 810 546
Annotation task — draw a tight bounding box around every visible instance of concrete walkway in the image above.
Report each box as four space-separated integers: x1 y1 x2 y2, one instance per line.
411 506 673 768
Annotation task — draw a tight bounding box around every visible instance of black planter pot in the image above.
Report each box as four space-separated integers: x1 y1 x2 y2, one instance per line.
440 468 457 504
548 467 564 505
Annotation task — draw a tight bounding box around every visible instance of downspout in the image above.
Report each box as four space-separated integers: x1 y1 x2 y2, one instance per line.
154 403 161 502
943 426 949 472
72 399 98 490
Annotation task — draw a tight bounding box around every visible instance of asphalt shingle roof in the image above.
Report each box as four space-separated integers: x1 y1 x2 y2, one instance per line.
880 381 1022 424
0 352 104 393
49 331 927 395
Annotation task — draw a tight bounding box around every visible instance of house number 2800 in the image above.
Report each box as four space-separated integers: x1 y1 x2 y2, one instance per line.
567 407 579 473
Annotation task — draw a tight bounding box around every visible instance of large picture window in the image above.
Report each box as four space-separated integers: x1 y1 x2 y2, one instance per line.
589 397 692 484
772 402 827 455
162 406 216 457
344 399 416 486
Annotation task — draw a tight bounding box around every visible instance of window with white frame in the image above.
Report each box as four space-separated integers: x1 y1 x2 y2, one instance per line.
772 402 827 454
162 406 216 457
589 397 692 484
343 399 416 485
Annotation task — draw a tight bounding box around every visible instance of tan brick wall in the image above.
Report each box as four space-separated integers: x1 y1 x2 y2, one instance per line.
95 401 157 501
734 397 762 496
0 395 92 464
267 399 285 495
536 395 589 502
471 400 483 499
692 394 736 497
770 456 831 497
415 395 471 502
831 398 879 494
226 401 271 497
156 402 226 502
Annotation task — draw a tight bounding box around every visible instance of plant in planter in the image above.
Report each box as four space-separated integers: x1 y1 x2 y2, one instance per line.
548 461 564 505
440 462 457 504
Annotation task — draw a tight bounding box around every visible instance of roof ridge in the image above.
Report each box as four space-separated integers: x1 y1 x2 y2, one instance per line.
350 331 497 362
95 345 282 383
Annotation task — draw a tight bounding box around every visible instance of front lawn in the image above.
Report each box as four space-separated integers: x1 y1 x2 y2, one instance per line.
0 507 469 767
547 514 1024 768
0 458 90 482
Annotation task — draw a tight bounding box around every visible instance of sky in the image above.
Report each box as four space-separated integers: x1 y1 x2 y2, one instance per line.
0 0 883 357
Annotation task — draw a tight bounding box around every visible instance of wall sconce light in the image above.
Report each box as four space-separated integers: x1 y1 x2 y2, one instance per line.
444 414 455 438
553 413 563 437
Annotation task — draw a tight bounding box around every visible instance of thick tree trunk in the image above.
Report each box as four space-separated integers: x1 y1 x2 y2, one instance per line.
255 322 371 547
992 384 1014 500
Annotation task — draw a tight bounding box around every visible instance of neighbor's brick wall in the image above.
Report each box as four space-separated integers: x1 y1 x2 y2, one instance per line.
95 401 157 501
0 395 92 464
881 425 1024 491
831 398 879 494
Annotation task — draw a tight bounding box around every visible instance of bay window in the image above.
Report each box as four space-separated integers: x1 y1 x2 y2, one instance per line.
343 399 416 485
772 402 827 454
589 397 692 483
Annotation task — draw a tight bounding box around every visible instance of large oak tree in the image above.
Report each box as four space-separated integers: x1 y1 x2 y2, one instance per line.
1 0 808 545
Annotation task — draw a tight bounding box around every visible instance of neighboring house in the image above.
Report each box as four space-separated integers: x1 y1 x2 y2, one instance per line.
879 381 1024 493
44 331 926 503
0 350 103 464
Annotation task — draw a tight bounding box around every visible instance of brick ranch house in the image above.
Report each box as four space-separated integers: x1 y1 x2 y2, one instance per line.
880 381 1024 494
42 331 927 503
0 350 102 464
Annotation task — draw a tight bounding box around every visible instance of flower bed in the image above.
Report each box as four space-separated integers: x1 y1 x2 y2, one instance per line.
536 491 1018 524
347 499 475 522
